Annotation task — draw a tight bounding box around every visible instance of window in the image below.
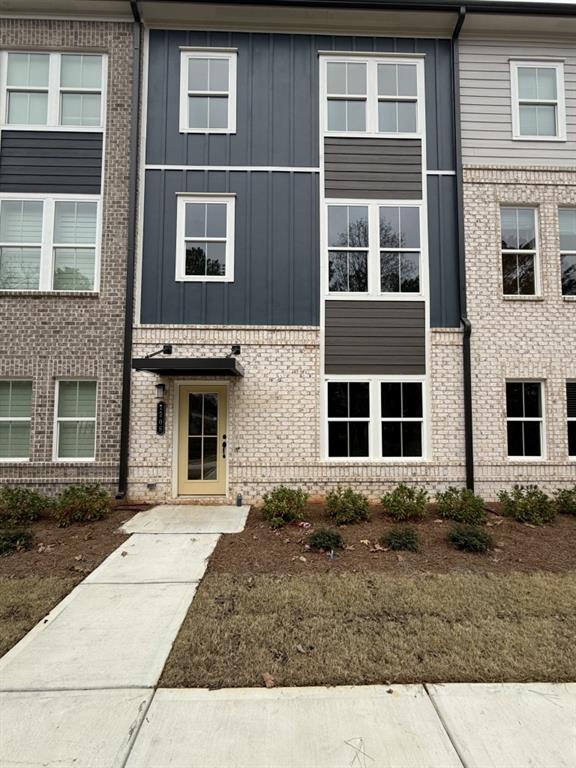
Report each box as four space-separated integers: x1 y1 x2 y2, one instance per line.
326 202 422 296
0 196 99 292
179 50 237 133
500 207 538 296
1 52 105 129
0 380 32 461
506 381 544 458
560 209 576 297
175 195 235 282
327 381 370 458
381 382 423 458
510 61 565 141
323 56 422 136
55 381 97 460
567 383 576 458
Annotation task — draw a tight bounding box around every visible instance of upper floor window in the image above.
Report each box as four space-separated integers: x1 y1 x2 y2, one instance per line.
326 202 422 297
0 196 99 292
179 49 237 134
500 207 539 296
559 208 576 297
510 61 566 141
1 52 105 129
0 380 32 461
175 194 235 282
323 56 423 137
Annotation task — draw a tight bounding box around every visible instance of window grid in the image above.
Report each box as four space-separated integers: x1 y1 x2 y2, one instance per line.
567 382 576 458
0 380 32 461
380 382 424 458
54 380 97 461
560 208 576 297
179 50 237 134
327 381 371 459
510 61 566 141
500 207 539 297
506 381 545 459
175 194 235 282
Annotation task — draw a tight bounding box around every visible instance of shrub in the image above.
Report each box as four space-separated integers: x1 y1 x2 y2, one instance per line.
0 486 51 526
261 485 308 528
447 523 492 553
381 526 419 552
553 487 576 516
307 528 344 552
381 484 428 522
52 484 112 527
326 487 370 525
0 528 34 555
497 485 555 526
435 487 486 525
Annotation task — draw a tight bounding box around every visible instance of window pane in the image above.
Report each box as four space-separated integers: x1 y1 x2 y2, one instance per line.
536 67 557 100
185 243 207 276
188 96 209 129
398 64 417 97
506 382 524 418
378 101 397 132
399 252 420 292
0 247 41 290
54 202 97 244
60 55 102 88
58 381 96 418
60 93 101 126
328 382 348 418
7 53 49 87
402 383 423 418
517 209 536 250
185 242 225 276
206 204 227 238
53 248 95 291
347 100 365 132
397 101 417 133
348 252 368 292
568 422 576 457
203 437 218 479
378 64 397 96
327 62 346 94
402 422 422 457
58 421 95 459
328 422 348 457
380 208 400 247
187 437 202 479
328 252 348 292
349 422 369 457
518 67 538 100
519 105 538 136
188 393 203 436
0 381 32 418
559 209 576 251
0 201 43 243
328 251 367 292
209 59 229 91
328 207 348 247
561 254 576 296
399 207 420 248
347 63 366 95
523 382 541 418
185 203 206 238
208 96 228 129
188 58 209 91
381 383 401 418
348 207 368 247
517 253 536 295
502 254 518 294
523 422 542 457
567 383 576 419
327 99 346 131
381 422 402 457
501 208 519 250
380 252 400 293
0 423 30 459
507 421 523 456
7 92 48 125
349 383 370 418
203 394 218 436
535 105 556 137
206 243 226 275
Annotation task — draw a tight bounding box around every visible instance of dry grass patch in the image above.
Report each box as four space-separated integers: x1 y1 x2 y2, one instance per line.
160 571 576 688
0 577 76 658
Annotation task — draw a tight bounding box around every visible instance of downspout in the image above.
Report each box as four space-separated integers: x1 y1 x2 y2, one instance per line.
451 6 475 490
116 0 142 499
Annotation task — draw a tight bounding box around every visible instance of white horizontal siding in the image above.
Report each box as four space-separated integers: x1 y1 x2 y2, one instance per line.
459 38 576 166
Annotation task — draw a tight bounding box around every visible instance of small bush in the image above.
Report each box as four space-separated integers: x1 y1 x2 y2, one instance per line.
261 485 308 528
381 526 419 552
0 486 51 526
0 528 34 555
326 487 370 525
307 528 344 552
381 484 428 522
553 486 576 516
447 523 492 553
435 487 486 525
498 485 555 526
52 484 112 527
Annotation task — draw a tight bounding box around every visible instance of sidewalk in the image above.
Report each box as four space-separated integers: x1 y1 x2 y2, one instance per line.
0 505 574 768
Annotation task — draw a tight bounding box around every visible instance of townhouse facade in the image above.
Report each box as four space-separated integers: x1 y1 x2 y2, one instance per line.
1 1 574 504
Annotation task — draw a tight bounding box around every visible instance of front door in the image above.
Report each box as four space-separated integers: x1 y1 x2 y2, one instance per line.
178 385 228 495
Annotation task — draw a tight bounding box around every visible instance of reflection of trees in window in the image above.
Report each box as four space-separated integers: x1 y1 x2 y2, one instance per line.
53 267 92 291
185 245 225 276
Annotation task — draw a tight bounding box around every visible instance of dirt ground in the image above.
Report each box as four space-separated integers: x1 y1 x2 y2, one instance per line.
208 503 576 576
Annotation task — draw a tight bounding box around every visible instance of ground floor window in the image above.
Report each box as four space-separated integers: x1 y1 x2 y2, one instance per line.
0 380 32 460
567 382 576 457
326 378 425 460
506 381 544 458
55 380 97 460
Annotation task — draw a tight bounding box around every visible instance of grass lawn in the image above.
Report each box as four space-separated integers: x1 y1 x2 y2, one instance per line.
161 570 576 688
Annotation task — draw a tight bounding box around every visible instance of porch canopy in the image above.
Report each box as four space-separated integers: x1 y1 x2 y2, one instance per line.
132 358 244 377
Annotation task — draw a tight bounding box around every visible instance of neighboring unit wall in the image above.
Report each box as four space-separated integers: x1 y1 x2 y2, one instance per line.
0 19 133 492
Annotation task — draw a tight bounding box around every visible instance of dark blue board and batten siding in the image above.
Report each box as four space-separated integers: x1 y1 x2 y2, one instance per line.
0 132 102 194
142 30 460 327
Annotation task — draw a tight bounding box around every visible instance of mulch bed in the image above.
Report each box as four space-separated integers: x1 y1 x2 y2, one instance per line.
208 503 576 576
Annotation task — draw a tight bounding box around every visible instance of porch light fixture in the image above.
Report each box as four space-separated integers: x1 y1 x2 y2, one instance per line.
155 383 166 400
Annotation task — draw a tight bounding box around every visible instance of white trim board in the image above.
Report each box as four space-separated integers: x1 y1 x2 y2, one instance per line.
145 165 321 173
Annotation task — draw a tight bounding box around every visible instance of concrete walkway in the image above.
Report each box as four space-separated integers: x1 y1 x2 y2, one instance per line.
1 503 575 767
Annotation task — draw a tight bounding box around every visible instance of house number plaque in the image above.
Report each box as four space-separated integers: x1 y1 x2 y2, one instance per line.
156 401 166 435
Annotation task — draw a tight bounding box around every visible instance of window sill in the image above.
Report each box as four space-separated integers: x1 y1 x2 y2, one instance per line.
0 291 99 298
511 136 566 143
562 295 576 302
0 459 29 464
502 295 544 302
0 124 104 133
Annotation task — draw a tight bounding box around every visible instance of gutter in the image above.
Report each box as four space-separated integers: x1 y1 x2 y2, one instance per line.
452 6 475 491
117 0 142 499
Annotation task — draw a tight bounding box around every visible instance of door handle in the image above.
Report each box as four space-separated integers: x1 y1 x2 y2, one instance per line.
222 434 227 459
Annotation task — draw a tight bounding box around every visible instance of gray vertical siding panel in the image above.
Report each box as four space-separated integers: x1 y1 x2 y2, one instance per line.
427 175 460 328
140 169 319 326
324 301 426 374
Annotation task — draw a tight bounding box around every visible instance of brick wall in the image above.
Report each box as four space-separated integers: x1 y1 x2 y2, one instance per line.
464 165 576 497
0 19 133 492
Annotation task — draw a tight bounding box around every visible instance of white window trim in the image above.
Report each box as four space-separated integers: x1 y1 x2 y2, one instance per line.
179 49 237 135
505 380 546 462
175 193 235 283
323 375 428 462
560 208 576 297
500 206 541 298
0 51 107 132
320 55 425 139
0 192 102 293
0 379 32 462
510 60 566 142
53 380 97 462
324 199 425 301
